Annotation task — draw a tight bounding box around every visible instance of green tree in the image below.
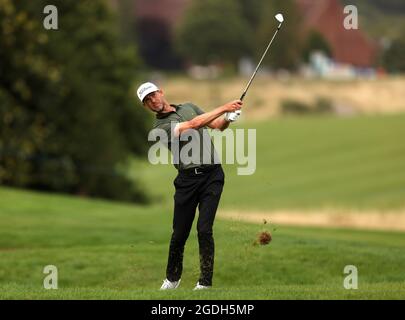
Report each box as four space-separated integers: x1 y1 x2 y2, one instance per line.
302 30 332 62
235 0 264 57
236 0 263 28
383 36 405 73
0 0 150 202
175 0 251 67
255 0 303 70
116 0 138 44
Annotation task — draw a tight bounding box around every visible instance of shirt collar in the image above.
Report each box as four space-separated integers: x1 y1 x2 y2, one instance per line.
156 104 180 119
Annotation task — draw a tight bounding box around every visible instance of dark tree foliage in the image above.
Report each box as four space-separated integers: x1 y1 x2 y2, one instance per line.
255 0 303 70
302 30 332 62
175 0 251 66
0 0 151 202
383 36 405 73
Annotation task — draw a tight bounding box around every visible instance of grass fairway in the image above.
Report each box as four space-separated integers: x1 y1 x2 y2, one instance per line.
133 114 405 211
1 114 405 299
1 187 405 299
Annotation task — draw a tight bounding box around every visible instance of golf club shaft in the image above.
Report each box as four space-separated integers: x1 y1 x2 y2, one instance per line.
240 22 283 101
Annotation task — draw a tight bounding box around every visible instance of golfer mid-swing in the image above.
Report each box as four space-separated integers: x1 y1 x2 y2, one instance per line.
137 82 242 290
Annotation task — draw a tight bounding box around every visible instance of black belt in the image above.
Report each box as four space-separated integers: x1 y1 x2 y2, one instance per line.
178 164 221 176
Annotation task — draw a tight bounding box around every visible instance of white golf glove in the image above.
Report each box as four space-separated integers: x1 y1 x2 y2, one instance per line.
225 110 242 122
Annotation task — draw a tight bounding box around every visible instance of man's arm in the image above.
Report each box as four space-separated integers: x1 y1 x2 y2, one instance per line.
207 116 230 131
174 100 242 136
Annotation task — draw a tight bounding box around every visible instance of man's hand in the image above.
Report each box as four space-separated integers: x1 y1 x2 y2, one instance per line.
223 100 243 113
223 100 243 123
224 110 242 122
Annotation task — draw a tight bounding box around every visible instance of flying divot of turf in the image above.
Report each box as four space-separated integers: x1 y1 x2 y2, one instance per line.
253 219 273 246
257 231 272 245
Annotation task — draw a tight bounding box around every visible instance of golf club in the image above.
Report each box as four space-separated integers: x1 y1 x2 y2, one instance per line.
240 13 284 101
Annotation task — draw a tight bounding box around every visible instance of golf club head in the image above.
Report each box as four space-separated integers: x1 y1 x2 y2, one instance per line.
275 13 284 23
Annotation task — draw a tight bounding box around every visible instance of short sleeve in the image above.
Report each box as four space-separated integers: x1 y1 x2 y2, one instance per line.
151 120 179 144
190 103 205 115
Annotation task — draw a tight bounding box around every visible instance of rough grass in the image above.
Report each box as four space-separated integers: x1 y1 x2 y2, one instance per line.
162 76 405 119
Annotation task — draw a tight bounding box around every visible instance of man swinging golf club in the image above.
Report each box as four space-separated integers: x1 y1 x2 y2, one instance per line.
138 12 284 291
137 82 242 290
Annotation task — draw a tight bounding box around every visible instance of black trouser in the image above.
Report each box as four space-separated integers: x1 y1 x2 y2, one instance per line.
166 165 224 286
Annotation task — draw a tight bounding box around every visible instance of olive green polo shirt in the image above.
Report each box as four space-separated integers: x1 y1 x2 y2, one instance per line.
152 103 220 171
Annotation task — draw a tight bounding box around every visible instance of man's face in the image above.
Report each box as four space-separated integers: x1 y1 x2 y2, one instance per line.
143 90 164 113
